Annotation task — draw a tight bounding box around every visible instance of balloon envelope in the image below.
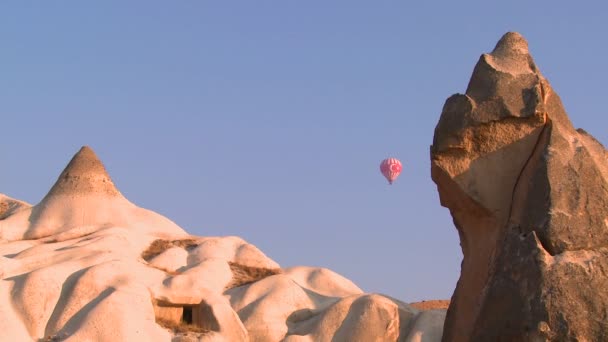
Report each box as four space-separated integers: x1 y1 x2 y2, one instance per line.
380 158 402 184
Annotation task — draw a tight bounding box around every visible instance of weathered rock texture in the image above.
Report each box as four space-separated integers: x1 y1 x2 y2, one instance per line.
1 146 445 341
0 194 30 221
431 32 608 341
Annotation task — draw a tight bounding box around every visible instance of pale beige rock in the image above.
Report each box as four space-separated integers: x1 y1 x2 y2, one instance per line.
149 246 189 273
283 266 363 297
199 293 248 341
61 286 170 342
227 274 318 340
404 310 447 342
189 236 279 269
0 193 30 220
0 146 446 341
227 271 432 342
0 279 31 340
284 294 417 342
153 259 233 304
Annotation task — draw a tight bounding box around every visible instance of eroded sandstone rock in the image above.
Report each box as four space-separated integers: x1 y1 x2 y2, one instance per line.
1 146 446 341
0 194 30 221
432 32 608 341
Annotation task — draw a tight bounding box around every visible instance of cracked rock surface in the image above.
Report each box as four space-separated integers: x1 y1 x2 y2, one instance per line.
431 31 608 341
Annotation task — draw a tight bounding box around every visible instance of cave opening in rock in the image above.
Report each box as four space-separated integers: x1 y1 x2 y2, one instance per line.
153 301 201 330
182 306 193 325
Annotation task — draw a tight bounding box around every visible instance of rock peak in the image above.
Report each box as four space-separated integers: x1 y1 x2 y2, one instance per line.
463 32 542 106
44 146 120 197
491 31 529 57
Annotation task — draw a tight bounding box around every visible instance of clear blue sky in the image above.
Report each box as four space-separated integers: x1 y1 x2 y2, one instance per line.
2 2 606 302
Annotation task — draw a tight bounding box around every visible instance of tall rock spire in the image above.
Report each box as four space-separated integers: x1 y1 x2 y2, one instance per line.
432 32 608 341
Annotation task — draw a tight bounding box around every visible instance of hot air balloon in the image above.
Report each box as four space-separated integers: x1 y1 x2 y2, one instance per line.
380 158 402 184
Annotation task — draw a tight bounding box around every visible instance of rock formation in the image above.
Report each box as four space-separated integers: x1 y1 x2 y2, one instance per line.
0 146 188 242
0 146 445 341
432 32 608 341
0 194 30 222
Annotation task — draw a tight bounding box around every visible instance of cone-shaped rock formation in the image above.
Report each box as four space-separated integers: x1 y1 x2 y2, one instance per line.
44 146 120 197
432 32 608 341
0 146 186 241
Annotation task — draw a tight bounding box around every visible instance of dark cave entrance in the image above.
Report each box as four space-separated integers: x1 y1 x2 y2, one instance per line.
152 301 199 328
153 299 219 333
182 306 193 324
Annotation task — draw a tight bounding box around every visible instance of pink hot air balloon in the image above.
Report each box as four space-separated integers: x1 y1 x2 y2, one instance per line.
380 158 402 184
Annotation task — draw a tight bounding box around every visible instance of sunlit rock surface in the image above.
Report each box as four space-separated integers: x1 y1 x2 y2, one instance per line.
1 146 445 341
